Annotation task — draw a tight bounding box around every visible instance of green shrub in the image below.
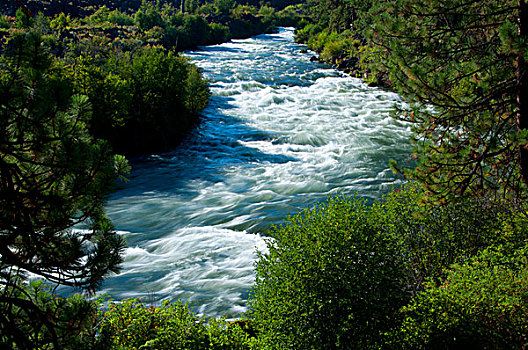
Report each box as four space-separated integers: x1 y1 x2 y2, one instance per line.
135 1 165 31
380 185 528 292
50 13 72 30
97 298 256 349
258 5 276 22
198 3 217 17
66 45 209 155
0 15 10 29
210 23 231 44
85 6 111 25
108 10 135 26
275 6 302 27
214 0 236 15
249 196 409 349
396 245 528 349
249 185 528 349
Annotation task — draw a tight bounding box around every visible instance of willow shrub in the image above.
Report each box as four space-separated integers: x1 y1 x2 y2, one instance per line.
249 186 528 349
249 196 409 349
96 298 256 349
397 245 528 349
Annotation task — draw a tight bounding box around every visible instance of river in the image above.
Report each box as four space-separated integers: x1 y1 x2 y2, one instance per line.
100 27 411 317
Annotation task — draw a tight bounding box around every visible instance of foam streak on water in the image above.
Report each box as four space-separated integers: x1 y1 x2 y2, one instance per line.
101 28 411 317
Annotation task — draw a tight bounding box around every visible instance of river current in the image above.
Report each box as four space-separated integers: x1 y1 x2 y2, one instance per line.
101 28 411 317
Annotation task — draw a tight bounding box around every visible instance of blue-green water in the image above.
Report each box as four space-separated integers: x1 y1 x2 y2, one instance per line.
100 28 411 317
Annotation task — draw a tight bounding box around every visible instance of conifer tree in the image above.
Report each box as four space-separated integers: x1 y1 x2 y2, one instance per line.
371 0 527 199
0 28 127 348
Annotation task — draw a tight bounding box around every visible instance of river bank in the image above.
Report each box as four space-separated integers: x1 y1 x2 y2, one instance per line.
99 27 411 317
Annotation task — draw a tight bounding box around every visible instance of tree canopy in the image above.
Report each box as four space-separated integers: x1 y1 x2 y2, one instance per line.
368 0 528 199
0 28 127 348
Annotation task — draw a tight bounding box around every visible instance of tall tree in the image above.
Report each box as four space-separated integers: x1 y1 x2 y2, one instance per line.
370 0 527 199
305 0 371 33
0 28 127 348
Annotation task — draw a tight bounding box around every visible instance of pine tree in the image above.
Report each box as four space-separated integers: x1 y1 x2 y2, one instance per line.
371 0 527 199
0 28 127 348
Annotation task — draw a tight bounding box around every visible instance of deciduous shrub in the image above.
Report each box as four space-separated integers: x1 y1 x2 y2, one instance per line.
249 186 528 349
97 298 256 349
66 45 210 155
396 245 528 349
249 196 409 349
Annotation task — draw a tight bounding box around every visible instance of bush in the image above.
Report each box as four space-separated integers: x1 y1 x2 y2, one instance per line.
210 22 231 44
108 9 135 26
97 298 256 349
249 196 409 349
396 245 528 349
67 45 210 155
0 15 10 29
85 5 110 25
249 186 528 349
275 6 302 27
135 1 165 31
380 185 528 292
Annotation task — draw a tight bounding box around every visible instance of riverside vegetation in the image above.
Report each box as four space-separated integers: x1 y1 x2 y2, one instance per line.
1 0 528 349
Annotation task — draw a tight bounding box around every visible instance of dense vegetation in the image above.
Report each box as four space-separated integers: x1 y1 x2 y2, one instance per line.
0 1 298 347
250 188 528 349
0 0 302 156
249 0 528 348
2 0 528 349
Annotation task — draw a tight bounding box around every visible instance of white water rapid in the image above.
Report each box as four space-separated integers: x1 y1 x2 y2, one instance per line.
100 28 411 317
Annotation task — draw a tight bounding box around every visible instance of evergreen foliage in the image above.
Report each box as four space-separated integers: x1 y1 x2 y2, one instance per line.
1 280 100 349
0 27 127 348
298 1 528 198
370 0 528 199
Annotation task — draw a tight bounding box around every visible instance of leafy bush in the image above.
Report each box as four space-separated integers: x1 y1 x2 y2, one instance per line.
250 196 409 349
135 1 165 31
396 245 528 349
249 185 528 349
275 5 302 27
85 5 111 25
50 13 73 30
108 9 135 26
214 0 236 15
66 45 210 155
210 22 231 44
97 298 256 349
380 185 528 292
0 15 10 29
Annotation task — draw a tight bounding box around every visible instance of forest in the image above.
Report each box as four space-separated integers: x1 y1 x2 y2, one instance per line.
1 0 527 349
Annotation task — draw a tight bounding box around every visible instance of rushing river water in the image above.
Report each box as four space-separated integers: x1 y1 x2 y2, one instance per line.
100 28 412 317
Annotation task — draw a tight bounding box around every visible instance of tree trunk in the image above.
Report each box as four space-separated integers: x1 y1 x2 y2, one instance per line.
14 0 33 17
518 0 528 185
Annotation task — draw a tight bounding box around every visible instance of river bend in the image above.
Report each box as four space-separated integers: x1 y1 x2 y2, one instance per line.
100 28 411 317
